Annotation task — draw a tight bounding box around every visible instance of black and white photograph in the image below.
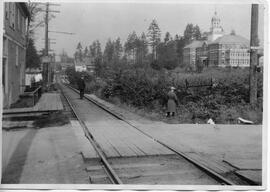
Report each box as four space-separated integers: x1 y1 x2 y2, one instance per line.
0 0 268 190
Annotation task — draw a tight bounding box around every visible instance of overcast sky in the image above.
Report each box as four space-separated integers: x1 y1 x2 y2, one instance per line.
33 2 265 57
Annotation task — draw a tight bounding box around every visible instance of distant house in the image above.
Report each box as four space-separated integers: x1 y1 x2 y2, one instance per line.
75 62 87 72
74 56 95 73
183 11 224 68
208 33 250 67
184 11 251 69
60 62 74 71
183 40 203 69
195 41 210 67
2 2 30 108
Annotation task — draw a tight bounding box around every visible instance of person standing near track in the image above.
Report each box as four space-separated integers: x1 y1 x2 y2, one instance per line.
166 86 178 117
77 75 86 99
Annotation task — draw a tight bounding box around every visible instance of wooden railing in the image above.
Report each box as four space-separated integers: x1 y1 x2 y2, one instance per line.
23 86 42 106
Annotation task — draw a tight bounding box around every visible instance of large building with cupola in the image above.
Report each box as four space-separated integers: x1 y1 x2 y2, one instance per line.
183 11 250 69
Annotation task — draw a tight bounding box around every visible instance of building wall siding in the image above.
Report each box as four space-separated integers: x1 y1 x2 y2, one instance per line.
3 2 28 108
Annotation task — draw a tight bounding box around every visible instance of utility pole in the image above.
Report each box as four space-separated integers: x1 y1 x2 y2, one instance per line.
249 4 259 107
42 2 49 89
41 2 60 90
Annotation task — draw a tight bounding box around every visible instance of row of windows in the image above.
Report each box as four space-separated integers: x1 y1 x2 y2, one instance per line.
5 3 26 36
229 53 249 57
230 59 249 63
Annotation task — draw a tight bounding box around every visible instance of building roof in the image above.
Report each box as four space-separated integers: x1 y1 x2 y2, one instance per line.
210 34 249 47
184 40 204 49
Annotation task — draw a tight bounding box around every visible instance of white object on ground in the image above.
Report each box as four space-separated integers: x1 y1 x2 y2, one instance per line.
207 118 215 125
238 117 254 124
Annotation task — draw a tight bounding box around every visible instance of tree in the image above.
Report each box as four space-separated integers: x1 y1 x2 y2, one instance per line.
77 42 82 50
26 3 43 46
175 36 186 67
184 24 194 44
26 3 56 47
147 19 161 60
124 31 138 63
164 32 171 43
136 32 148 67
113 37 123 63
183 24 202 44
26 38 41 69
83 46 89 58
156 38 178 70
88 40 103 77
89 41 96 58
193 25 201 40
93 40 103 76
103 39 114 63
75 42 83 62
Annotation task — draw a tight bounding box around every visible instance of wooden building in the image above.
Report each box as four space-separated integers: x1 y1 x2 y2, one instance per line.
2 2 30 108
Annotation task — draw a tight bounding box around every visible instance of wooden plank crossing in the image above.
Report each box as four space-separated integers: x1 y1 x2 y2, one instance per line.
70 120 98 160
3 93 63 114
60 84 174 158
33 93 63 111
85 120 174 158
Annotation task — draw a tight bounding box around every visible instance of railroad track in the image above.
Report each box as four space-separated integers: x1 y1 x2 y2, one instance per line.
57 77 255 186
59 84 122 184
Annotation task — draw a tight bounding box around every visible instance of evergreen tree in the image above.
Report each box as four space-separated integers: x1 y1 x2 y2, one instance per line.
125 31 138 63
175 36 186 67
75 42 83 61
26 38 41 69
184 23 194 44
147 19 161 60
83 46 89 58
183 23 202 44
193 25 201 40
136 32 148 67
95 40 102 58
103 39 114 63
164 32 171 43
156 39 178 70
91 40 103 77
113 37 123 61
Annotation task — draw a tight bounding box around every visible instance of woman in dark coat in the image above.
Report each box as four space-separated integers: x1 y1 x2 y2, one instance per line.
167 87 178 117
77 76 86 99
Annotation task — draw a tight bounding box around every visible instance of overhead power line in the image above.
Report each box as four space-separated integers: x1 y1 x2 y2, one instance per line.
49 30 75 35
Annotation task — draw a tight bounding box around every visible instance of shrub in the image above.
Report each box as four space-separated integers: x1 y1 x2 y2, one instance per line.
65 65 263 124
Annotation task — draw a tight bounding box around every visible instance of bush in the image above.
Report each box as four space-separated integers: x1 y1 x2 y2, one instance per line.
65 65 263 124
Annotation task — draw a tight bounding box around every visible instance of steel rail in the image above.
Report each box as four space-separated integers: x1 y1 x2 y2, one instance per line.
63 83 240 185
58 84 123 184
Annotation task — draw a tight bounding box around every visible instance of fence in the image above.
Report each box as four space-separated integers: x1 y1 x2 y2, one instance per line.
184 78 213 89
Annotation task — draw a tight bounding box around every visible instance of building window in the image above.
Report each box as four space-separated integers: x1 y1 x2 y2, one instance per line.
9 3 15 29
3 37 8 56
2 57 8 94
17 8 21 32
5 3 9 19
16 46 19 66
21 15 25 36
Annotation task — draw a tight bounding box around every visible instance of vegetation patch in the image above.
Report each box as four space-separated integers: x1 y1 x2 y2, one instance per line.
66 66 263 124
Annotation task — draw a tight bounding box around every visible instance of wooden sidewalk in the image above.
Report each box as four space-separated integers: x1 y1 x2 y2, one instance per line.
3 93 63 114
